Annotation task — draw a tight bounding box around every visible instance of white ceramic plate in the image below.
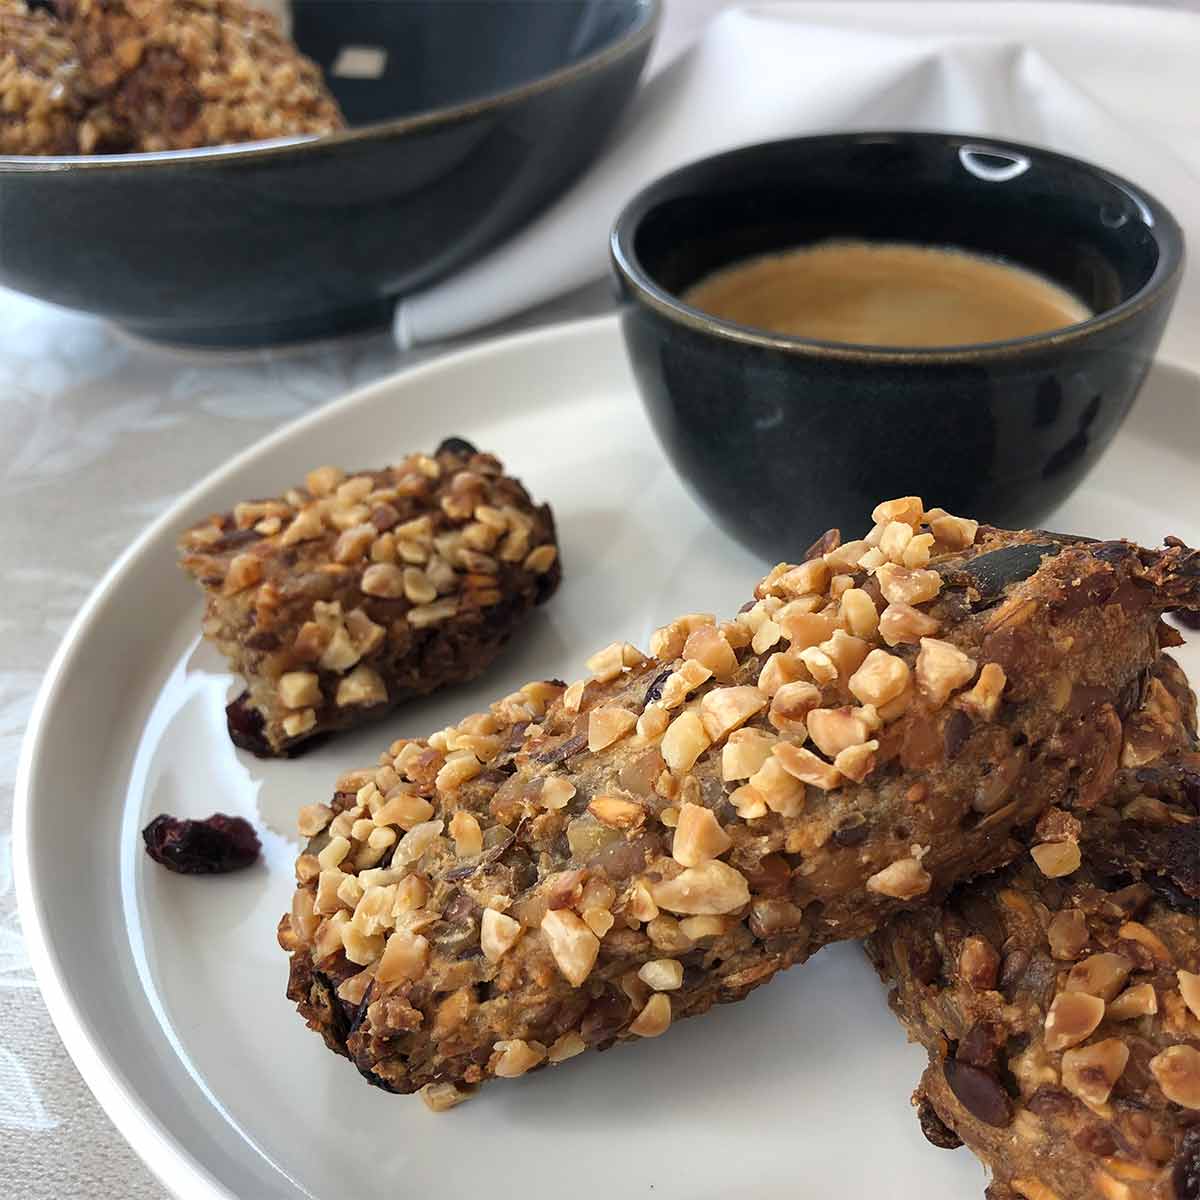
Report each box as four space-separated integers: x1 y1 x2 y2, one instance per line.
15 314 1200 1200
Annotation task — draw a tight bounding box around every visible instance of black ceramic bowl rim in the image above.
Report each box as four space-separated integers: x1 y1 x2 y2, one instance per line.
0 0 659 174
610 131 1186 364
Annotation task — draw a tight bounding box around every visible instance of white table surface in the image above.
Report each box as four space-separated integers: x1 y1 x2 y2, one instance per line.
4 1 1199 1195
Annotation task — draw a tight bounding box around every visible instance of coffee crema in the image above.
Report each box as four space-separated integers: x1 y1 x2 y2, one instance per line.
682 240 1092 348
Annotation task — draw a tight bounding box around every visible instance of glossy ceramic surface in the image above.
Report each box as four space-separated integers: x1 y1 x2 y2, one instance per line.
0 0 657 347
611 133 1184 561
15 314 1200 1200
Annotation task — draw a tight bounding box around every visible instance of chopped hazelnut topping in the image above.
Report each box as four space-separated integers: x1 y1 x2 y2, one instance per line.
777 559 830 597
878 602 940 646
538 777 576 810
1062 1038 1129 1107
833 739 879 783
1031 841 1082 878
583 907 615 938
902 533 935 569
820 630 870 678
848 649 911 707
661 710 712 774
296 803 333 838
436 752 481 793
824 539 871 571
333 523 376 564
639 959 684 992
660 660 713 709
672 802 732 867
318 836 351 871
722 728 777 781
588 705 638 752
222 552 262 595
1065 953 1133 1001
769 680 821 735
350 817 376 842
588 794 645 829
649 613 715 660
757 651 803 697
807 707 872 758
336 476 374 506
561 680 587 713
491 1039 547 1078
797 645 838 685
879 520 913 563
313 912 349 960
1107 983 1158 1021
305 465 345 496
751 619 783 655
421 1082 473 1112
866 857 931 900
315 868 348 915
930 513 979 549
341 923 386 967
915 637 977 709
955 661 1008 721
778 609 836 650
637 703 670 739
391 820 443 868
448 811 483 857
875 563 942 607
374 790 435 830
627 880 660 922
1119 921 1172 964
700 686 767 742
857 548 886 571
335 664 387 708
748 754 807 815
646 915 692 954
281 506 325 546
1149 1045 1200 1108
650 860 750 915
1179 970 1200 1021
730 784 768 820
630 993 672 1038
400 567 437 605
393 875 429 914
1044 991 1105 1051
524 544 558 574
480 908 523 962
407 598 459 628
540 909 600 986
586 641 629 683
548 1032 587 1064
1047 909 1089 960
872 496 924 528
773 742 843 791
682 625 739 679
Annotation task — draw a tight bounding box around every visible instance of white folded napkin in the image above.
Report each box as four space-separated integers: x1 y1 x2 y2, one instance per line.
394 1 1200 362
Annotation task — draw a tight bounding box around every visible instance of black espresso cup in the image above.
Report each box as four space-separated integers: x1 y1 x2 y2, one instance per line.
611 133 1184 560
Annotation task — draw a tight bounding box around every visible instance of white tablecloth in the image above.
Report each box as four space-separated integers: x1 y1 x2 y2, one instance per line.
2 1 1197 1195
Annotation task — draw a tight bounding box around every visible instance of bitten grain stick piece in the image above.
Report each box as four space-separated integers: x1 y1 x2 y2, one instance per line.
277 497 1200 1101
178 438 561 756
866 656 1200 1200
55 0 345 153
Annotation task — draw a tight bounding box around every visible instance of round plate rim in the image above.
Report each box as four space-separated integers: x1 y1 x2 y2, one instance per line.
11 311 623 1200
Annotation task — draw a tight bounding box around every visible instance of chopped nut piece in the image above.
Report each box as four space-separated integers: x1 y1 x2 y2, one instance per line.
548 1032 587 1063
538 777 576 810
777 559 830 597
222 552 262 595
959 935 1001 990
588 794 645 829
879 520 914 563
649 613 715 660
650 860 750 915
638 958 684 991
678 915 733 940
807 707 872 758
730 784 768 820
540 908 600 986
1106 982 1158 1021
916 637 978 709
583 907 615 938
956 662 1008 721
901 533 935 569
1065 953 1133 1001
1179 970 1200 1020
318 836 351 871
879 602 941 646
1044 991 1105 1051
834 739 879 783
391 820 443 868
797 645 838 685
769 680 822 735
629 993 672 1037
682 625 739 679
659 660 713 709
722 728 777 781
1149 1044 1200 1108
341 923 386 967
586 642 628 683
819 630 870 678
448 811 483 857
492 1039 547 1078
748 753 806 820
401 567 438 605
876 563 942 606
407 598 459 628
436 752 482 794
672 802 732 867
757 651 803 696
358 562 404 598
1031 841 1081 878
588 705 638 752
751 619 782 655
848 649 911 707
772 742 843 791
1118 920 1172 964
824 539 871 570
627 880 660 922
335 665 388 708
700 686 767 742
1062 1038 1130 1106
661 710 712 773
778 609 836 650
866 857 932 900
278 671 321 709
872 496 924 527
931 512 979 549
636 703 669 739
480 908 523 962
374 790 435 831
1047 909 1089 960
524 544 558 574
296 803 333 838
421 1082 473 1112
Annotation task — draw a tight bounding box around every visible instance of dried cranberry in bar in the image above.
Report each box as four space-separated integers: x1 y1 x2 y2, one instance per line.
179 439 561 755
279 497 1200 1102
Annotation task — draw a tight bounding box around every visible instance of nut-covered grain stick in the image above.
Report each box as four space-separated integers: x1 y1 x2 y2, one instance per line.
179 438 561 757
278 498 1200 1105
866 656 1200 1200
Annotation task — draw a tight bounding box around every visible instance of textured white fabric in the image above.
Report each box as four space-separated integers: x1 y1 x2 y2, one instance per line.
395 1 1200 366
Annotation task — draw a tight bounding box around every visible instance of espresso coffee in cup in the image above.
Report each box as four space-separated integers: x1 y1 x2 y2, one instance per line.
683 240 1091 347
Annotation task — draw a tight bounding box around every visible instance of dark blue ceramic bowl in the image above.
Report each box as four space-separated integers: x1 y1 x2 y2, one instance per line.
0 0 657 347
611 133 1184 561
